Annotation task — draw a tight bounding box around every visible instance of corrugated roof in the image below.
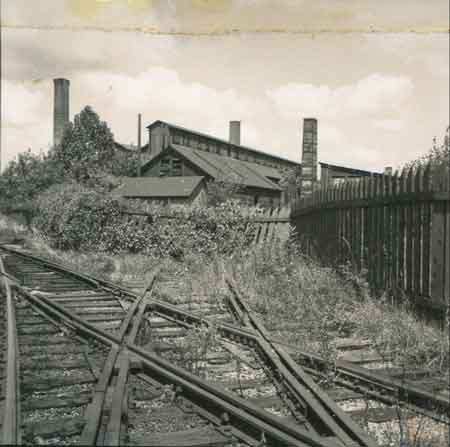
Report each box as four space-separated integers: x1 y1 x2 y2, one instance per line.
147 120 300 166
171 144 282 191
115 176 204 198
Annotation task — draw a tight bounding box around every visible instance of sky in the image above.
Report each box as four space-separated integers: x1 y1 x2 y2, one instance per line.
1 0 449 173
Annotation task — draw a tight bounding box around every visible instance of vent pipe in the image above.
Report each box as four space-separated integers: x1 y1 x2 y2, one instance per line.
229 121 241 146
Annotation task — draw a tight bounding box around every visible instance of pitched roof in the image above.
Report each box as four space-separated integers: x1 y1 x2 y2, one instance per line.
146 120 299 166
115 176 204 198
170 144 282 191
319 162 381 176
114 141 149 153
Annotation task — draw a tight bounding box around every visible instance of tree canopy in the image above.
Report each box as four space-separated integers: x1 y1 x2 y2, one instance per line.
405 126 449 170
50 106 116 182
0 106 139 215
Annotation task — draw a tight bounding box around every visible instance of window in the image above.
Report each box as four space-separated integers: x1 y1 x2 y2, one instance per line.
172 158 182 176
160 157 170 176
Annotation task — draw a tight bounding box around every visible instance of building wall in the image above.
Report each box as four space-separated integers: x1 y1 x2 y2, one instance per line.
234 189 280 208
142 143 282 207
147 122 297 172
320 165 375 189
126 183 207 208
148 123 171 156
143 152 203 178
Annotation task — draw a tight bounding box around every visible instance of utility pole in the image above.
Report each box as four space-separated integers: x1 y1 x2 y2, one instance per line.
137 113 142 177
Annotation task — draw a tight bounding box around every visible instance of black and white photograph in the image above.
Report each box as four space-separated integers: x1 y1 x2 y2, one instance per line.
0 1 449 445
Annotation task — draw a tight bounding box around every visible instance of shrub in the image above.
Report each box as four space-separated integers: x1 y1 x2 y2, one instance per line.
33 184 258 257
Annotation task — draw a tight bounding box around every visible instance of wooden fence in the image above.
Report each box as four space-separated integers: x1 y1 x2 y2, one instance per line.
248 206 291 245
120 206 292 246
291 163 450 309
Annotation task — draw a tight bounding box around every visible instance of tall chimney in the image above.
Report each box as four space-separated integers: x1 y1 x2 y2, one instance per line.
137 113 142 177
229 121 241 146
300 118 318 197
53 78 70 146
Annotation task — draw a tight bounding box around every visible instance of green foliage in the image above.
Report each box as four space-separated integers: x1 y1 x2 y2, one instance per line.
33 184 258 256
50 106 116 183
33 183 124 250
0 151 63 224
110 151 140 178
206 176 243 206
229 243 448 374
405 126 449 170
1 105 139 224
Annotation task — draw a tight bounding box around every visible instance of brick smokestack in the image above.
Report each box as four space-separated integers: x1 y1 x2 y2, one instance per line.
229 121 241 146
300 118 318 196
53 78 70 146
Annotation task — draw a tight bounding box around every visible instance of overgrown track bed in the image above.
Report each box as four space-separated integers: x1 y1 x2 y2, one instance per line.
225 278 449 446
1 252 128 334
148 262 449 446
0 245 365 446
147 263 376 446
1 245 448 446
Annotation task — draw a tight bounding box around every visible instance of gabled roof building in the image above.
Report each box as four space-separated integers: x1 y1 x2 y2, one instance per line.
50 78 383 207
137 120 295 206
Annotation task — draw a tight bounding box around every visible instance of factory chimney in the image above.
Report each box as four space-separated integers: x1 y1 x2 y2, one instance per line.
300 118 318 197
53 78 70 146
229 121 241 146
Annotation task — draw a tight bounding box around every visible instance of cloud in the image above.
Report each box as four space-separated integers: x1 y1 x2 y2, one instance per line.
1 80 53 167
76 67 255 143
319 126 385 171
1 80 46 125
372 119 404 131
266 74 414 121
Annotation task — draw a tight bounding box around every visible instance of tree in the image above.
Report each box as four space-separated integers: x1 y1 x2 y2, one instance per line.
50 106 116 183
405 126 449 170
206 174 243 206
0 150 61 225
110 151 140 178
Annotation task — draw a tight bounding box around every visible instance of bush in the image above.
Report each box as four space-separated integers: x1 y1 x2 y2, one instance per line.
33 184 258 256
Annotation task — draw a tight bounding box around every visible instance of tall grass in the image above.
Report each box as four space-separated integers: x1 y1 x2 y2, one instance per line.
227 243 449 374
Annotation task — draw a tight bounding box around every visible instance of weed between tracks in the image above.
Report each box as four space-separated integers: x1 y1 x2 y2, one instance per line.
229 244 449 375
2 214 448 446
227 244 449 446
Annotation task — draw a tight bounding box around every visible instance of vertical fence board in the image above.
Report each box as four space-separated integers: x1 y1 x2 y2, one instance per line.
414 167 424 297
405 169 414 294
444 198 450 302
290 163 449 309
430 202 446 303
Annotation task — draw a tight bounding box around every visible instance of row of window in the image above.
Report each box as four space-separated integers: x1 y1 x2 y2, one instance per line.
160 157 182 176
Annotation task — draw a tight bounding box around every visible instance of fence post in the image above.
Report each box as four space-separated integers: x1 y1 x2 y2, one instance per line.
430 165 449 305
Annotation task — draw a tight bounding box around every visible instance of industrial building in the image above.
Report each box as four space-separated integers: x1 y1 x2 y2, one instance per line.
52 78 381 206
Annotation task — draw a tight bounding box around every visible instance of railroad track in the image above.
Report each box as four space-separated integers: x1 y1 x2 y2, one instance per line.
146 264 449 444
0 245 373 446
1 245 448 446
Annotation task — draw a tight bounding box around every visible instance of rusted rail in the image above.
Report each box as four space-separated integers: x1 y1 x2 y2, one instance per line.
224 276 449 424
3 245 447 420
0 250 324 445
225 276 377 447
13 284 336 446
2 245 448 445
0 255 21 445
150 293 449 424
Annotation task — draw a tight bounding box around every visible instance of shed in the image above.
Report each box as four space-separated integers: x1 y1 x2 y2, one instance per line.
115 176 207 206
